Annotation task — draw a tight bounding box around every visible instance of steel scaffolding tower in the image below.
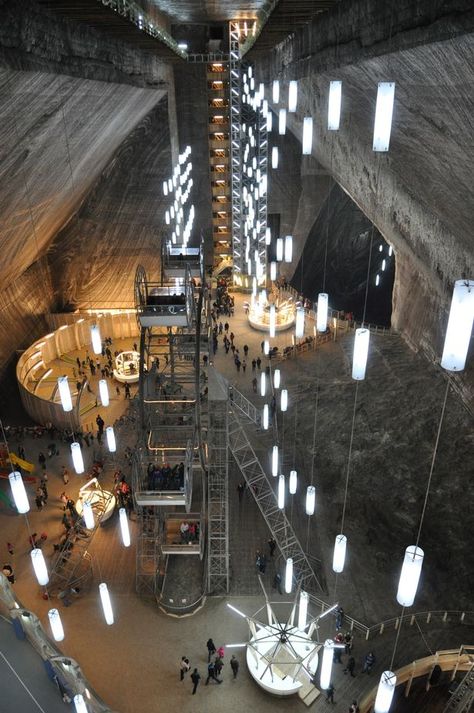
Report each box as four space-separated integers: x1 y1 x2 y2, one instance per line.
443 665 474 713
229 21 242 278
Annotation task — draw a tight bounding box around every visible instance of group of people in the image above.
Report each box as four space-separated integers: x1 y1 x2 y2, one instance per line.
179 520 199 543
147 462 185 491
184 639 240 695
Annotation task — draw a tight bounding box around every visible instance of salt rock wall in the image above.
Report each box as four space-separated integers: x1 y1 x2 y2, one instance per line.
47 96 173 309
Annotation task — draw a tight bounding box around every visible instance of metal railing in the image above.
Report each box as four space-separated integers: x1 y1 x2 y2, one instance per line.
229 384 261 426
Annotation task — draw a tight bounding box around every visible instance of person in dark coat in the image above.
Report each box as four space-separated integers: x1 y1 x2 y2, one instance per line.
191 668 200 694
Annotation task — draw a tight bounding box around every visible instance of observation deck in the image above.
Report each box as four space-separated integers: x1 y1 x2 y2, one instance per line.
134 265 194 328
162 244 202 279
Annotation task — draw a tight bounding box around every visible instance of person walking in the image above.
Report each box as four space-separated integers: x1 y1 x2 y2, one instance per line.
326 682 336 703
335 606 345 631
268 537 276 557
206 638 216 662
237 482 245 502
230 655 239 679
205 662 222 685
6 542 14 557
363 651 376 674
180 656 190 681
252 377 257 393
214 656 224 677
191 668 200 694
343 656 356 677
259 553 267 574
349 700 360 713
252 359 256 372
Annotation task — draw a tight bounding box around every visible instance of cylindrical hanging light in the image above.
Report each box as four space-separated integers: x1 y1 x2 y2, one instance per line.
266 111 272 132
264 340 270 356
99 582 114 625
285 557 293 593
317 293 329 333
274 369 281 389
74 694 88 713
374 671 397 713
271 146 279 169
57 377 73 412
8 472 30 513
71 442 84 475
320 639 334 690
278 474 285 509
298 590 309 631
289 469 297 494
280 389 288 412
278 108 286 135
396 545 424 607
272 80 280 103
269 304 276 338
31 548 49 586
265 227 271 245
48 608 65 642
305 485 316 515
328 80 342 130
271 445 279 477
270 261 277 281
106 426 116 453
82 501 95 530
260 372 266 397
373 82 395 152
352 328 370 380
302 117 313 154
332 534 347 573
119 507 131 547
276 237 284 262
295 306 305 338
99 379 109 407
91 324 102 355
288 80 298 112
263 404 269 430
441 280 474 372
284 235 293 263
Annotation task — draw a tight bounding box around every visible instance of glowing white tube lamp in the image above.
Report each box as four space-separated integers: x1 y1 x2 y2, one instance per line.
106 426 116 453
274 369 281 389
285 557 293 593
48 608 65 642
441 280 474 372
317 293 328 332
263 404 269 430
302 116 313 154
91 324 102 355
280 389 288 412
31 548 49 585
269 304 276 338
58 377 73 412
278 108 286 135
8 472 30 513
295 307 305 338
266 111 273 132
99 582 114 625
298 590 309 631
265 227 271 245
99 379 109 407
272 445 279 476
276 237 284 262
272 80 280 103
119 507 131 547
260 372 266 397
320 639 334 690
284 235 293 263
264 340 270 356
396 545 424 607
332 534 347 573
270 261 277 281
71 442 84 474
328 81 342 130
278 474 285 509
82 501 95 530
352 328 370 380
74 694 88 713
374 671 397 713
288 80 298 112
305 485 316 515
271 146 278 169
289 469 297 494
373 82 395 152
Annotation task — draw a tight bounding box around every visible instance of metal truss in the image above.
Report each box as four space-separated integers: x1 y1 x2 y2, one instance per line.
229 21 243 278
229 383 261 426
135 505 162 596
207 395 229 595
443 665 474 713
228 406 322 593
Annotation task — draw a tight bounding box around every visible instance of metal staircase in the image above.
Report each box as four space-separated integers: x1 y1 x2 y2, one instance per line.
443 665 474 713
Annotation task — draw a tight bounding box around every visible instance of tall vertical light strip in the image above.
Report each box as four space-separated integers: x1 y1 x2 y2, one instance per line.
373 82 395 152
328 81 342 130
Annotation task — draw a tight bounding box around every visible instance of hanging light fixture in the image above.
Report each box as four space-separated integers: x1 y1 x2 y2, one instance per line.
31 548 49 586
284 235 293 263
271 146 279 169
332 534 347 573
48 608 65 642
295 306 305 338
272 80 280 103
99 582 114 625
57 377 73 412
269 304 276 338
264 340 270 356
317 293 329 332
375 274 380 287
265 227 271 245
305 485 316 515
374 671 397 713
99 379 109 407
74 694 88 713
8 472 30 513
270 261 277 281
266 111 273 132
298 590 309 631
288 80 298 112
373 82 395 152
278 474 285 509
328 81 342 130
352 328 370 380
71 442 84 475
82 501 95 530
396 545 424 607
260 372 266 396
276 237 284 262
274 369 281 389
106 426 116 453
289 469 297 494
119 508 131 547
278 108 287 135
441 280 474 372
285 557 293 593
281 389 288 412
295 108 310 153
320 639 334 690
91 324 102 355
271 445 279 476
263 404 269 430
